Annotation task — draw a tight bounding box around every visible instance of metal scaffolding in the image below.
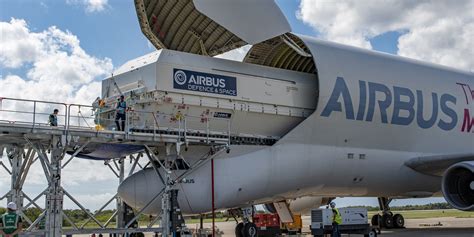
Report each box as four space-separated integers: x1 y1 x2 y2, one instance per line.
0 97 229 236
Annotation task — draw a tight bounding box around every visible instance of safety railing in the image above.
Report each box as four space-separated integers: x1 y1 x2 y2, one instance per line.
122 109 232 145
0 97 232 145
0 97 68 130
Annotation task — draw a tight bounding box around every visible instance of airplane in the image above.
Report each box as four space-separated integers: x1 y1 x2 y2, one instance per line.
81 0 474 236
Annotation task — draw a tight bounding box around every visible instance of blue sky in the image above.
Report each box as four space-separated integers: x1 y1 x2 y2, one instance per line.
1 0 403 70
1 0 467 209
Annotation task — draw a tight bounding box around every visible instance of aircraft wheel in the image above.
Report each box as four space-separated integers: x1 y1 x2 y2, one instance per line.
235 223 244 237
371 214 381 226
382 214 394 229
242 222 258 237
364 229 378 237
393 214 405 228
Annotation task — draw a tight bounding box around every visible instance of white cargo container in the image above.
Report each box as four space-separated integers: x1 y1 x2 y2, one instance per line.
98 49 318 143
311 208 376 237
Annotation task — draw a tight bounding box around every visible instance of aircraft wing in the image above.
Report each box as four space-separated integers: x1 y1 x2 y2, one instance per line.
404 153 474 176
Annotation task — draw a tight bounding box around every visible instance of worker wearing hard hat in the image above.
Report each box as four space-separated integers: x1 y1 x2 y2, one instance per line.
0 202 23 237
330 202 342 237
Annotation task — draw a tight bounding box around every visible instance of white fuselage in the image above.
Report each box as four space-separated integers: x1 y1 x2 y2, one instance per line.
117 35 474 214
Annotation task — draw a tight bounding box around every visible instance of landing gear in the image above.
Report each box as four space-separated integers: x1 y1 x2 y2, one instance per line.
381 213 394 229
242 222 258 237
372 197 405 229
231 207 258 237
235 223 244 237
393 214 405 228
234 221 258 237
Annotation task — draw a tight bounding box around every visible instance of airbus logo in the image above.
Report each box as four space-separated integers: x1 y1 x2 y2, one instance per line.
320 77 472 132
173 68 237 96
174 70 187 85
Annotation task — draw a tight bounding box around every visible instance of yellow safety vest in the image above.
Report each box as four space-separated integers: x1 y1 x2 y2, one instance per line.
332 208 342 225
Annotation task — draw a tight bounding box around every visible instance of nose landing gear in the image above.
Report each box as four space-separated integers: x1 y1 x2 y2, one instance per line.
231 207 258 237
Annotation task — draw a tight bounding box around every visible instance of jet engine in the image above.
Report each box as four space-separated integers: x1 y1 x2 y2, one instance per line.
441 161 474 211
264 197 332 215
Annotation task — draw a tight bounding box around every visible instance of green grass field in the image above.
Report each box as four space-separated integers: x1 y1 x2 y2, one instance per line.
368 209 474 219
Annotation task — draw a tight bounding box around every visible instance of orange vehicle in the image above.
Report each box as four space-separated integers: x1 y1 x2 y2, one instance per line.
281 214 303 234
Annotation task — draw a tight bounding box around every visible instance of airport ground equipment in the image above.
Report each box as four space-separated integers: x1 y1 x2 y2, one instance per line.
253 213 281 237
280 214 303 234
0 97 228 237
310 208 377 237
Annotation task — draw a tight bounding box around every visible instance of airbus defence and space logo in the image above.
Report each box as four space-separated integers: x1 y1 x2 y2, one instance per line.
173 68 237 96
174 70 187 86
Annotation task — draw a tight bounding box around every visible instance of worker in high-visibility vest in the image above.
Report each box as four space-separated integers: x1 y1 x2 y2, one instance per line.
0 202 23 237
330 202 342 237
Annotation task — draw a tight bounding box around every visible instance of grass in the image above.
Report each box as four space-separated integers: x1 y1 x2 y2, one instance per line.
368 209 474 219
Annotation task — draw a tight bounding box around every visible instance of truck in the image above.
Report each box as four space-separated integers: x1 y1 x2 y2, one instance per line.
310 208 377 237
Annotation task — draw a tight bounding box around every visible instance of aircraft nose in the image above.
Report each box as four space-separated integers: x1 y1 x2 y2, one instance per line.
117 168 163 214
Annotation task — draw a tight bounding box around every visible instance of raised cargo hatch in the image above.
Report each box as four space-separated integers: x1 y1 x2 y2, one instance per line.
134 0 291 56
244 33 316 74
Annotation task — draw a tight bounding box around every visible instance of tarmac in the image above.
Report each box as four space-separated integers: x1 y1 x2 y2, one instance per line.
45 216 474 237
198 216 474 237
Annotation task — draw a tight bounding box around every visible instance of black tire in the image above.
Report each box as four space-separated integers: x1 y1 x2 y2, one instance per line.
263 203 277 213
242 222 258 237
393 214 405 228
235 223 244 237
371 214 381 226
382 214 394 229
364 229 378 237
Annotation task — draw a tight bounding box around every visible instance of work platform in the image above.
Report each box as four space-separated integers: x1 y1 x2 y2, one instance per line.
0 97 236 237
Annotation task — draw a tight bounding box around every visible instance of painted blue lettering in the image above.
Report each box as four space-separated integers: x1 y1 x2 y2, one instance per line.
356 81 367 121
438 94 457 131
320 77 355 120
366 82 391 123
391 86 415 125
416 91 438 129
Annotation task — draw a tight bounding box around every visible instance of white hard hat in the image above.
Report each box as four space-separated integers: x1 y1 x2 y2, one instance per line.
7 202 17 210
330 202 336 208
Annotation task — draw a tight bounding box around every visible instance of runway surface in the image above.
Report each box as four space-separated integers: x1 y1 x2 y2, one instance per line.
65 216 474 236
199 217 474 237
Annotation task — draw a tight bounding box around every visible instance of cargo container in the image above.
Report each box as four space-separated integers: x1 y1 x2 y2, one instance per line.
98 49 318 144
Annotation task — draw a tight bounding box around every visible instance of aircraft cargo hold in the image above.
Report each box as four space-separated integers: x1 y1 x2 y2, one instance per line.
98 49 318 143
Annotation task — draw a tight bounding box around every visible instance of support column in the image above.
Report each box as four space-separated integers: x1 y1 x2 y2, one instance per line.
8 146 24 209
117 157 125 228
44 135 64 237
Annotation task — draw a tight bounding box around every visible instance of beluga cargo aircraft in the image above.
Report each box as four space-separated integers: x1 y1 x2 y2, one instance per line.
82 0 474 236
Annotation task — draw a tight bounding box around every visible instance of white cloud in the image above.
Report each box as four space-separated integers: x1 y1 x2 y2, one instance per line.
0 19 42 68
67 0 109 13
0 19 114 205
0 18 112 105
297 0 474 71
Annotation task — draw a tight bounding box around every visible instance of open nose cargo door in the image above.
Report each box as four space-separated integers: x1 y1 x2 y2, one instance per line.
134 0 291 56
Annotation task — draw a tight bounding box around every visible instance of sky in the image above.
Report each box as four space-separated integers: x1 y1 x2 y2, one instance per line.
1 0 473 210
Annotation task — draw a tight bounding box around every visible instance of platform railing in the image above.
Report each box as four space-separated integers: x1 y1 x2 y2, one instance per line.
0 97 232 145
0 97 68 130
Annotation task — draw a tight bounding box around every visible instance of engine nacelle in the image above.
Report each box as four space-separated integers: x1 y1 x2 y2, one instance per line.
264 197 331 215
441 161 474 211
